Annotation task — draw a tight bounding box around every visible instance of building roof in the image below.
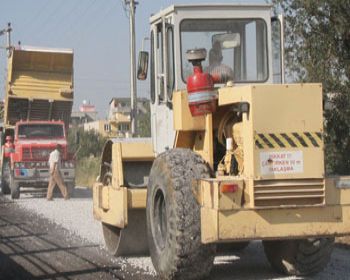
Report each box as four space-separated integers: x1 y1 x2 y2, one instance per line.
150 3 272 23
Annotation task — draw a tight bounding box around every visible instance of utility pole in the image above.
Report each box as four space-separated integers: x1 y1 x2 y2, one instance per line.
125 0 138 136
0 22 12 57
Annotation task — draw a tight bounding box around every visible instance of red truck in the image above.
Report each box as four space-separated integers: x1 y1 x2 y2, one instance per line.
0 47 75 199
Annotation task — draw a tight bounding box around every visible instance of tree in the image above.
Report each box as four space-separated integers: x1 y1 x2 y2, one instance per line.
137 102 151 137
67 127 106 160
272 0 350 174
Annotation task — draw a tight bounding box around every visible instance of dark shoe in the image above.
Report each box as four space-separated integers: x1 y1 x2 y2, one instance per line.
47 198 53 201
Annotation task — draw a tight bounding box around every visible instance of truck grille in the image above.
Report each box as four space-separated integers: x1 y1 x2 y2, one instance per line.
22 147 54 160
253 179 325 207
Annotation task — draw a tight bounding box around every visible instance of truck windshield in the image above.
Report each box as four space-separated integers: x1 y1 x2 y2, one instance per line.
18 124 64 139
181 18 268 83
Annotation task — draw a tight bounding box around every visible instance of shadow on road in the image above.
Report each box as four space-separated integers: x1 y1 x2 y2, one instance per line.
210 244 284 280
70 187 92 199
0 250 35 279
0 205 122 280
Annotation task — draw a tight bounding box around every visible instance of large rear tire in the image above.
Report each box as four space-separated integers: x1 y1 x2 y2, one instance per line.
147 148 216 279
263 237 334 276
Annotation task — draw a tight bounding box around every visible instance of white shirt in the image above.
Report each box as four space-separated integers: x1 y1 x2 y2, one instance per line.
48 149 61 170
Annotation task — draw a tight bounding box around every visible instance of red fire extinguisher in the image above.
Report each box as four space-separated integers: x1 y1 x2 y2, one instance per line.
186 48 217 116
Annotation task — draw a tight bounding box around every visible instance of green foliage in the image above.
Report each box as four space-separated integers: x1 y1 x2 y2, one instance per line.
68 127 106 160
137 102 151 137
272 0 350 174
75 156 100 188
68 128 106 186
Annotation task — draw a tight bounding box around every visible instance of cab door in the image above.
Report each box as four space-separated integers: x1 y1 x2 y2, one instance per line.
271 15 285 83
150 19 175 155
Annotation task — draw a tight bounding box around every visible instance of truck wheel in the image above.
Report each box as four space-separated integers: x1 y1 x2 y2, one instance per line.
263 238 334 276
1 162 11 195
0 179 10 195
10 171 20 199
147 148 216 279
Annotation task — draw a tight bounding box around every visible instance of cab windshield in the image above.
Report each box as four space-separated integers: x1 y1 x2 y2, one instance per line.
18 124 64 139
181 18 268 83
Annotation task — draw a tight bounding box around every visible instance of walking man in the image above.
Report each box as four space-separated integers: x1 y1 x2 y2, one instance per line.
47 144 69 200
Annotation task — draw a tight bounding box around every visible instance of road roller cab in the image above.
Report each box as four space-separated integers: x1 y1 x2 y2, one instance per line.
93 3 350 279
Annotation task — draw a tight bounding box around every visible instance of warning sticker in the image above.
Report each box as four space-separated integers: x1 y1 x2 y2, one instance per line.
260 151 303 175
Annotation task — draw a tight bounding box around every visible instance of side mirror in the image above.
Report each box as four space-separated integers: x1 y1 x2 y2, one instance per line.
137 51 149 80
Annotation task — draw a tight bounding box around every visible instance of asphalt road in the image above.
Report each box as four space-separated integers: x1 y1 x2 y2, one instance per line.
0 191 349 280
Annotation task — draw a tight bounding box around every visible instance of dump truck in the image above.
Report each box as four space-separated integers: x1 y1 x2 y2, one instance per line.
0 47 75 199
93 3 350 279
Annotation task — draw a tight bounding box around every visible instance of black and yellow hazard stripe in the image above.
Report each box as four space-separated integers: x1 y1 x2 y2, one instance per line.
255 132 323 149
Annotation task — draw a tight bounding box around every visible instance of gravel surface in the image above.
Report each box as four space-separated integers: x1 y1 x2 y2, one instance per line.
17 188 104 245
15 187 158 277
9 187 350 279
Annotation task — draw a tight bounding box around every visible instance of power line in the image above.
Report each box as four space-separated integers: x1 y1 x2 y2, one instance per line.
74 1 120 46
58 0 101 43
42 0 99 45
30 0 67 43
45 0 83 43
21 1 51 35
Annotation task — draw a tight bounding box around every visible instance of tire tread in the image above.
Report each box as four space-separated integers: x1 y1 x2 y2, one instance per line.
263 238 334 276
147 148 215 279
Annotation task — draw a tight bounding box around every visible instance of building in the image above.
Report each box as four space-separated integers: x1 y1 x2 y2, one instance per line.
70 100 98 127
83 119 111 137
108 97 149 137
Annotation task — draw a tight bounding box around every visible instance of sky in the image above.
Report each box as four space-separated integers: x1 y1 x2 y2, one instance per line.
0 0 266 118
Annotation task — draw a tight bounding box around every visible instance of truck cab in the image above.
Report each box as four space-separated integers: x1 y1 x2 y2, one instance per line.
7 120 75 195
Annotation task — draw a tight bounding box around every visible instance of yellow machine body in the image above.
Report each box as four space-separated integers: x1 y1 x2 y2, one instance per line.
93 83 350 243
93 139 153 228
